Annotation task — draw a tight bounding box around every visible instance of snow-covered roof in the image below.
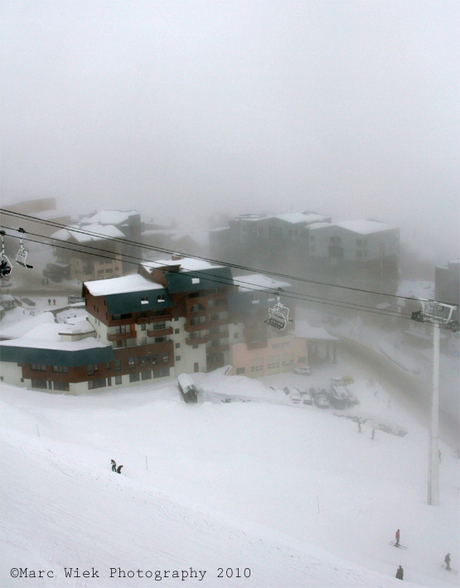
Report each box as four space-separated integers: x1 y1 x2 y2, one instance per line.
84 273 163 297
80 210 138 226
233 274 291 292
142 257 224 273
334 220 397 235
309 222 333 231
274 213 328 225
52 224 125 243
0 322 107 352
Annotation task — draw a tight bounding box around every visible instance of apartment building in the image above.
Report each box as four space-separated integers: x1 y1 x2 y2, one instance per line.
82 256 234 388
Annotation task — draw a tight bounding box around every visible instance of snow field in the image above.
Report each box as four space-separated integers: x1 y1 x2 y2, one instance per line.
1 371 459 588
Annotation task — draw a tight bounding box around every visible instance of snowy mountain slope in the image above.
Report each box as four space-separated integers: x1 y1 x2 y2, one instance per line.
1 373 459 588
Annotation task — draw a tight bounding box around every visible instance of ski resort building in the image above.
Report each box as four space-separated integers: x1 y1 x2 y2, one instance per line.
0 255 312 393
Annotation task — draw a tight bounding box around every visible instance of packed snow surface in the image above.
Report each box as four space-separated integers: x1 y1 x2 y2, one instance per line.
1 365 459 588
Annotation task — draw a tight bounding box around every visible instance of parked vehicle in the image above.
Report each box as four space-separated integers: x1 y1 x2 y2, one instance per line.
328 385 348 409
68 295 84 304
302 392 313 405
284 386 301 404
315 393 329 408
294 364 312 375
289 389 302 404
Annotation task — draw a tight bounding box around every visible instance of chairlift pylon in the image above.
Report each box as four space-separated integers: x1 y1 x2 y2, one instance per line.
265 291 292 330
0 230 12 278
15 228 33 269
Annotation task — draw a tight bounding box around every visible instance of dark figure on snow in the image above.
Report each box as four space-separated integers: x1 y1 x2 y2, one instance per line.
396 565 404 580
395 529 400 546
111 459 117 472
116 465 123 474
445 553 451 570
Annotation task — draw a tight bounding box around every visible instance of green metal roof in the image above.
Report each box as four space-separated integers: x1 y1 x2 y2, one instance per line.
0 344 114 367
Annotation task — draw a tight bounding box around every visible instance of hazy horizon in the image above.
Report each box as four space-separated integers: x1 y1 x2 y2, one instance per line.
1 1 459 263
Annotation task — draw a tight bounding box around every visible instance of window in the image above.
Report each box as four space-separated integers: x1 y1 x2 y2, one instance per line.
140 296 149 305
141 324 146 331
53 381 69 391
106 362 112 369
128 357 138 368
115 359 121 371
52 365 68 373
88 378 106 390
154 322 166 331
236 367 245 375
31 379 47 389
115 375 122 385
129 372 140 383
176 356 181 361
87 364 98 375
141 370 151 381
31 364 46 371
154 367 170 378
175 328 179 334
157 295 165 303
175 342 180 348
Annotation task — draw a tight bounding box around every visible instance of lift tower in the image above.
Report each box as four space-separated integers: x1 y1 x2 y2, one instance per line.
411 300 458 505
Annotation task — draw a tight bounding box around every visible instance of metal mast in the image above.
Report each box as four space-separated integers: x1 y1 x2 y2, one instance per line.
411 300 458 505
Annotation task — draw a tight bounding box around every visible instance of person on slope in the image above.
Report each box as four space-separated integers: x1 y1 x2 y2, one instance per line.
111 459 117 472
395 529 400 547
445 553 451 571
396 565 404 580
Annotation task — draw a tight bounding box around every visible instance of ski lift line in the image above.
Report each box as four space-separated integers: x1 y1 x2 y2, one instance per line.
0 225 417 321
0 226 418 322
4 209 456 308
0 208 441 306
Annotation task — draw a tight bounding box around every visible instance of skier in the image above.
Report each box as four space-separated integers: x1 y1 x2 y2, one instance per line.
445 553 451 571
116 465 123 474
111 459 117 472
396 565 404 580
395 529 400 547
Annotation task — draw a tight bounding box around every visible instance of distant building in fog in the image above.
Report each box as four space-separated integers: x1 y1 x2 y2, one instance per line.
0 197 71 236
210 213 400 302
435 259 460 321
51 209 142 281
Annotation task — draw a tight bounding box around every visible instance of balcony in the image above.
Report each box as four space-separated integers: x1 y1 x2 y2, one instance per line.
147 326 173 337
107 331 137 342
186 334 209 346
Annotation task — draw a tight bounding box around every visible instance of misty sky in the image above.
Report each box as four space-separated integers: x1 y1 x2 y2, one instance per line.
1 1 459 262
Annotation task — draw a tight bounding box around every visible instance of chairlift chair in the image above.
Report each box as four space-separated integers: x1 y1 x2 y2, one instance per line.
15 228 33 269
0 230 12 278
265 293 292 330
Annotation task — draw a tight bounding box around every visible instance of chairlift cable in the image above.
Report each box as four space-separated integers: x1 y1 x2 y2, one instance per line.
0 227 417 322
1 208 445 305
